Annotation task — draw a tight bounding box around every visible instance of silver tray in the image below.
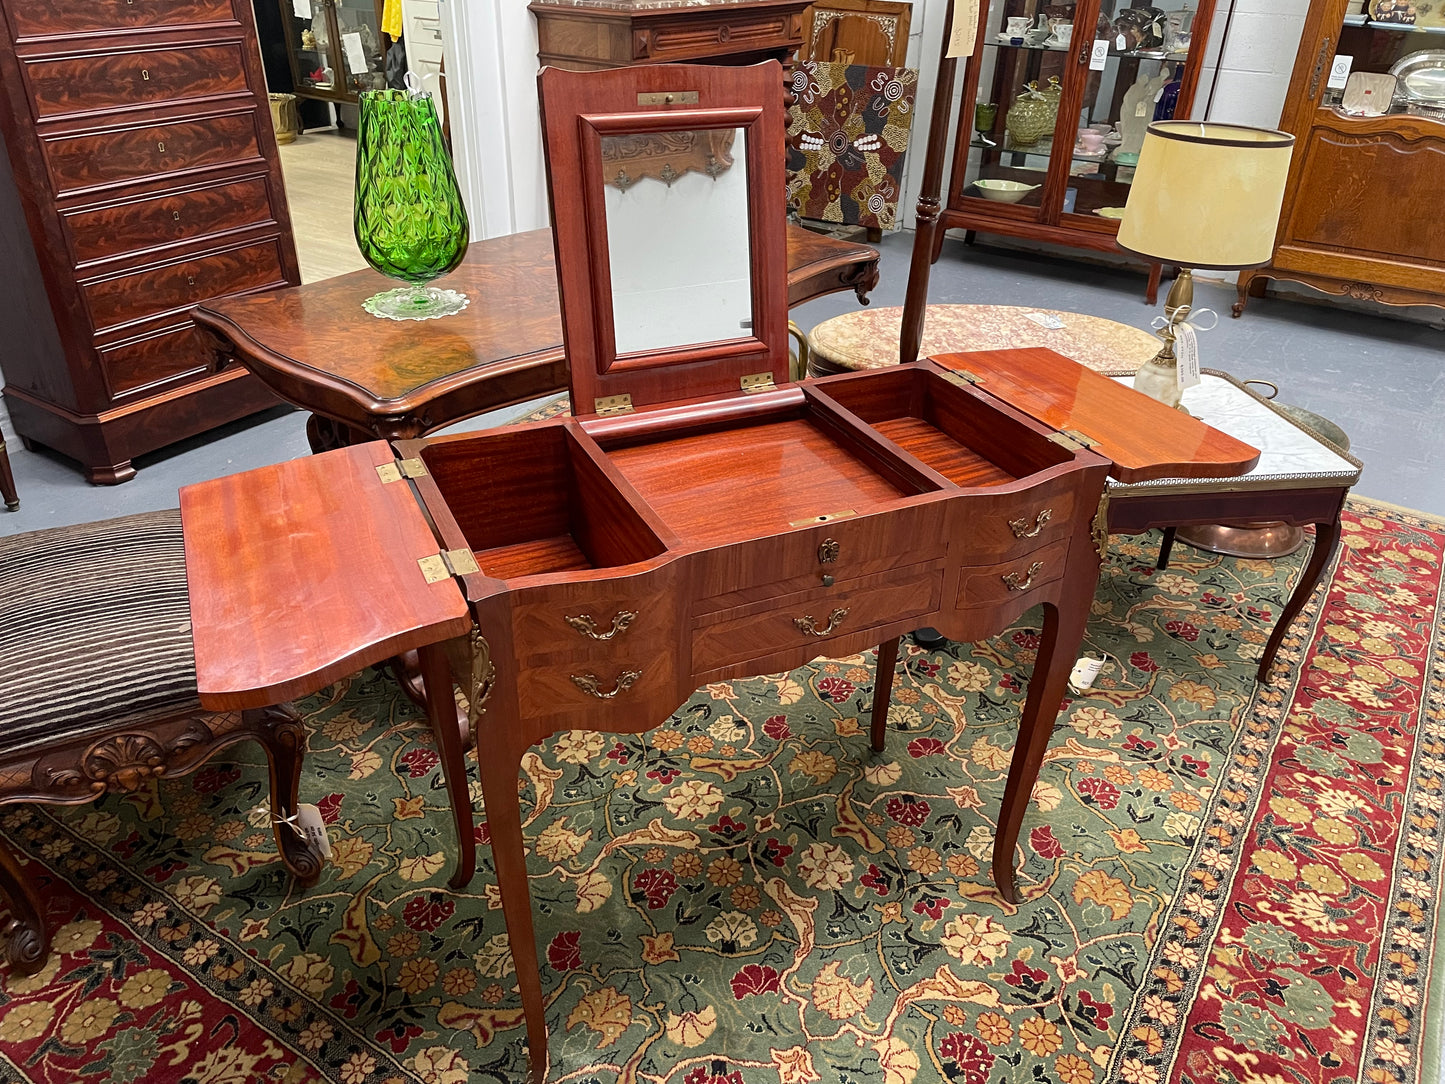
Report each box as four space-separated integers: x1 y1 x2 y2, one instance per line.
1389 49 1445 102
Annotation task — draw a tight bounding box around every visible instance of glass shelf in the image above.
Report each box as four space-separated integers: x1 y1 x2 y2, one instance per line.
985 39 1191 63
969 135 1138 171
1350 17 1445 32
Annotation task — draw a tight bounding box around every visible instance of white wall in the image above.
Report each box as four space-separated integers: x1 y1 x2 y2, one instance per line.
443 0 1310 240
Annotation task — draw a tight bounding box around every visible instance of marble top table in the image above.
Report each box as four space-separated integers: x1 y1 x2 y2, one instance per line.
1105 371 1363 683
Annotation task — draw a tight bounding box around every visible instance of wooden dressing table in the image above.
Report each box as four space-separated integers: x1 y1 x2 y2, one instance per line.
180 63 1259 1080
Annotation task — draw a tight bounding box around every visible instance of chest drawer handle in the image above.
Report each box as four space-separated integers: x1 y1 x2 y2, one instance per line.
570 670 641 699
793 607 849 637
565 611 636 640
1002 562 1044 592
1008 509 1053 538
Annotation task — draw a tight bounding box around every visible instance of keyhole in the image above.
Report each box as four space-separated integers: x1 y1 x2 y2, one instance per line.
157 141 166 152
141 69 150 81
186 275 195 286
172 210 180 221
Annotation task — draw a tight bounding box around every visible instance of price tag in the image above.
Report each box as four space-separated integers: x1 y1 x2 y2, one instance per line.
343 31 368 75
1116 33 1127 50
1069 656 1107 692
1090 40 1109 70
1175 324 1201 391
1136 100 1149 117
295 803 333 859
946 0 982 57
1328 54 1354 90
1023 311 1065 330
292 0 312 17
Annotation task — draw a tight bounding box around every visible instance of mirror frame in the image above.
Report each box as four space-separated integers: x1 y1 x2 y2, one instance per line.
539 63 789 416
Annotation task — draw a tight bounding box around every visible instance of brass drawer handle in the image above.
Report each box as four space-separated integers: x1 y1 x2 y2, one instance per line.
793 607 849 637
1008 509 1053 538
570 670 641 699
565 611 636 640
1002 562 1044 592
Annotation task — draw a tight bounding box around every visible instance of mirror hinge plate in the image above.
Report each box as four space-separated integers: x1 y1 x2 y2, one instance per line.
741 372 776 393
637 90 698 105
376 457 427 484
941 369 981 387
419 548 481 584
594 394 634 416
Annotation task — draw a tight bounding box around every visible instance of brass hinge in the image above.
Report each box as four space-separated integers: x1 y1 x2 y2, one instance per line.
376 457 427 483
638 90 698 105
789 509 856 527
940 369 981 387
418 548 481 583
740 372 776 393
1048 429 1099 452
594 393 634 416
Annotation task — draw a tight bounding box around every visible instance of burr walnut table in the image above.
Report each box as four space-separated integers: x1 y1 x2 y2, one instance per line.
192 224 880 452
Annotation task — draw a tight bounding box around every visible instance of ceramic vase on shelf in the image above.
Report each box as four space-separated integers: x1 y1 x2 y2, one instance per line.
354 79 470 321
1006 82 1054 147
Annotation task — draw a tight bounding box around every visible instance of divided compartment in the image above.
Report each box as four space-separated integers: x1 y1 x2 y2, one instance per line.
415 424 669 580
812 366 1074 488
587 393 944 546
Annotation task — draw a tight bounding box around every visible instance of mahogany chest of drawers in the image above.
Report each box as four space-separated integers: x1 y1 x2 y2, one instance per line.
0 0 299 483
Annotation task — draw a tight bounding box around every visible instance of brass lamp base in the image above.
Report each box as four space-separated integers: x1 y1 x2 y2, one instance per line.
1176 522 1306 559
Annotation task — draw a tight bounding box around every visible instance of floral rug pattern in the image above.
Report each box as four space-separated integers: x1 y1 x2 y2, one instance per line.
0 498 1440 1084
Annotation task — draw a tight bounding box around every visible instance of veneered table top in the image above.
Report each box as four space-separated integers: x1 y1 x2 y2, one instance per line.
198 224 878 409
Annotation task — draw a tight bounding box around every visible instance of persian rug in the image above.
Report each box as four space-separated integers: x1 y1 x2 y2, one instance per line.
0 497 1441 1084
786 61 917 231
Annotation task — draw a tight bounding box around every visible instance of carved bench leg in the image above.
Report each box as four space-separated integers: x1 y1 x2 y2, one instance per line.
0 836 48 975
871 636 900 753
251 704 324 887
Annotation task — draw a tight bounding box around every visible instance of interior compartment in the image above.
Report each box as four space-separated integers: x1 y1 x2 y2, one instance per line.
595 399 940 546
813 367 1073 487
419 424 668 579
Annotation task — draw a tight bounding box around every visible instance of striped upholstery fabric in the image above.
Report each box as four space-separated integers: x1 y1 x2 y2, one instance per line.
1 509 200 755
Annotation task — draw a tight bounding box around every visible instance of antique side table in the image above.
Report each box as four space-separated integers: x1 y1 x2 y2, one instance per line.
193 224 880 451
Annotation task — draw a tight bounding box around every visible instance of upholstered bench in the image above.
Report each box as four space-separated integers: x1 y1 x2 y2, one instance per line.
0 510 320 973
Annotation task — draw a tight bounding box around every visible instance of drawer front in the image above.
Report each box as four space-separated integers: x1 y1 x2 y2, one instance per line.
694 500 949 606
9 0 236 38
99 321 208 399
950 475 1080 565
65 175 273 265
692 561 944 674
953 538 1071 611
511 578 677 666
517 651 679 725
637 13 801 61
44 112 259 196
26 45 249 118
83 237 286 332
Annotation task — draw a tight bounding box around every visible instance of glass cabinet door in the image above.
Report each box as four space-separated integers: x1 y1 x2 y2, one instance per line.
960 0 1092 216
1327 3 1445 118
279 0 337 97
333 0 387 96
1061 1 1211 223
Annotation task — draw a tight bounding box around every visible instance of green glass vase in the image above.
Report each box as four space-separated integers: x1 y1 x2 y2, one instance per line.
354 87 470 321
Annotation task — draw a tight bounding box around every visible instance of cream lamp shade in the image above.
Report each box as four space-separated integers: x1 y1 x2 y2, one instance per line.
1116 122 1296 270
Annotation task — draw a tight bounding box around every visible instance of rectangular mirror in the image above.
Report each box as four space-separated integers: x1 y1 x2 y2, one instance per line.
600 127 754 356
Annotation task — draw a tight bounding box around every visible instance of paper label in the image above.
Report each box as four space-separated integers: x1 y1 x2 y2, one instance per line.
1136 101 1149 117
1116 33 1127 50
295 803 333 859
343 31 368 75
292 0 311 18
1023 311 1065 330
1090 40 1110 70
1328 54 1353 90
1176 324 1201 390
946 0 982 57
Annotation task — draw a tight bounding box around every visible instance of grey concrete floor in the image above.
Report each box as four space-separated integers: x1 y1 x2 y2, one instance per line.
2 229 1442 536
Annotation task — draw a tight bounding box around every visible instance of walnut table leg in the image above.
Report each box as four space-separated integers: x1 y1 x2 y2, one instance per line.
0 436 17 511
0 837 47 974
871 636 900 753
1258 518 1341 683
419 642 477 888
253 704 325 886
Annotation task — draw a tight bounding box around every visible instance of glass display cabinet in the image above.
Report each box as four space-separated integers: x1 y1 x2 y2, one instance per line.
1235 0 1445 316
932 0 1218 303
278 0 388 110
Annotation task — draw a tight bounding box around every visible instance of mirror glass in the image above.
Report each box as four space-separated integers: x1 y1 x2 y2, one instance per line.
600 127 754 356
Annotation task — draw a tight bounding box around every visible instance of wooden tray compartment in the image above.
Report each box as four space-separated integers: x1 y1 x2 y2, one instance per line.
588 394 943 547
416 424 668 580
812 366 1073 488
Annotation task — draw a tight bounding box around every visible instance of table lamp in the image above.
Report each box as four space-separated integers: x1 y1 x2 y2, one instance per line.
1116 122 1295 409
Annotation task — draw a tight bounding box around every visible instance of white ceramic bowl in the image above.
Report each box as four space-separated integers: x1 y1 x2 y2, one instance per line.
974 179 1040 203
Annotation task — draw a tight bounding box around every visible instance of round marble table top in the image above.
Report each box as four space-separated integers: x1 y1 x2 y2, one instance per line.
809 304 1162 375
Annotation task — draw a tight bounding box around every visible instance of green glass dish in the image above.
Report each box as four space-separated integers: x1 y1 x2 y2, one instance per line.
354 87 470 321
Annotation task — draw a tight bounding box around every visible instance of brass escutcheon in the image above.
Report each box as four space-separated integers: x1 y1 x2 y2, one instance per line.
1002 562 1044 592
565 611 637 641
817 537 840 564
1008 509 1053 538
793 607 849 636
570 670 642 699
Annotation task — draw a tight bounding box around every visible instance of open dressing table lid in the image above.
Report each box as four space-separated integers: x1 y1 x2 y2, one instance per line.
930 348 1260 484
538 62 791 416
